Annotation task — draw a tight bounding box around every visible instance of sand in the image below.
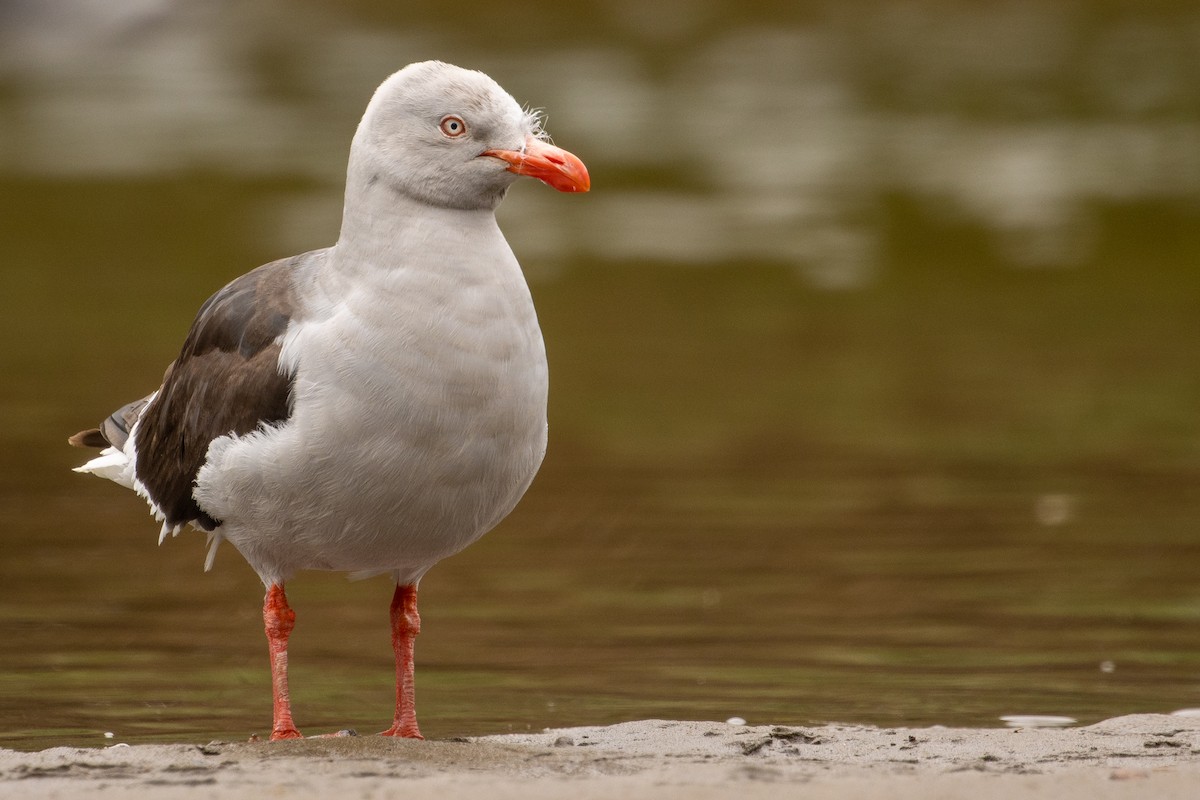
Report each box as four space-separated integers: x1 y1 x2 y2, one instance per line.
4 714 1200 799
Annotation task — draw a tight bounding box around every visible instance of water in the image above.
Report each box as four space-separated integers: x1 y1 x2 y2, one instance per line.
2 1 1200 751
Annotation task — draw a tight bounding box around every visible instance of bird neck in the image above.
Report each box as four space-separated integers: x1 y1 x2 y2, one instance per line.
333 172 506 279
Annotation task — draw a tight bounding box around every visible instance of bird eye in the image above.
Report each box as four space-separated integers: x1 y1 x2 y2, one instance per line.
439 115 467 138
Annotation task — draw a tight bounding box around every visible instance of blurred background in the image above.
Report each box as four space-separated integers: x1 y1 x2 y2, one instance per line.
1 0 1198 748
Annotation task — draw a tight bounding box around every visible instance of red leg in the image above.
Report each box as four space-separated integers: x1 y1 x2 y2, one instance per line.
381 584 424 738
263 584 303 740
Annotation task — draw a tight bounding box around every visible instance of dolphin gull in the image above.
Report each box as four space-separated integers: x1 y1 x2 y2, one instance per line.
69 60 590 740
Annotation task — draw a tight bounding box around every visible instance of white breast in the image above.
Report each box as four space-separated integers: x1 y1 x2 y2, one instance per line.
193 209 548 586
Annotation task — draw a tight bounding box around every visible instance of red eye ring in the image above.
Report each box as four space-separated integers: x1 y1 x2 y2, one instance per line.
439 115 467 138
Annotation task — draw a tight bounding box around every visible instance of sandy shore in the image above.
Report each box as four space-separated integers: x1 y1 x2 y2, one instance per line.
4 714 1199 798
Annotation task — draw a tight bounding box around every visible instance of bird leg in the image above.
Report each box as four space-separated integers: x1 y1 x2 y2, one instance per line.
263 583 303 740
381 583 424 738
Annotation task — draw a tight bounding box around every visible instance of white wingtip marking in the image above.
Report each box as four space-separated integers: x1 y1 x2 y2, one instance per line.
204 530 223 572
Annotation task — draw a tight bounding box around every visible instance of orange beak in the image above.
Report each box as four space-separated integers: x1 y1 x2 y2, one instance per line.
481 137 590 193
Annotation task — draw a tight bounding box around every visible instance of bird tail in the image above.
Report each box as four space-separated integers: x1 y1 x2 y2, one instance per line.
68 393 155 490
72 447 136 488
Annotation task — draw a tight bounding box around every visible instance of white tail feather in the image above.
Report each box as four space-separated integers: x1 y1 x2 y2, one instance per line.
73 447 135 487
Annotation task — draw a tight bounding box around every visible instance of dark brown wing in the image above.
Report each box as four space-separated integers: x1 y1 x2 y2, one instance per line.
74 249 324 531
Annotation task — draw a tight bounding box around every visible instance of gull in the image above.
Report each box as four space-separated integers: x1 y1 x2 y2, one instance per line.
69 60 589 740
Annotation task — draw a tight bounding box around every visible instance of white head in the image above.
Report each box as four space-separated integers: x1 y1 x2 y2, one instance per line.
348 61 589 211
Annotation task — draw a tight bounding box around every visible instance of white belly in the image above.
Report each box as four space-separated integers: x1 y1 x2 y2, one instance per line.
194 258 548 586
